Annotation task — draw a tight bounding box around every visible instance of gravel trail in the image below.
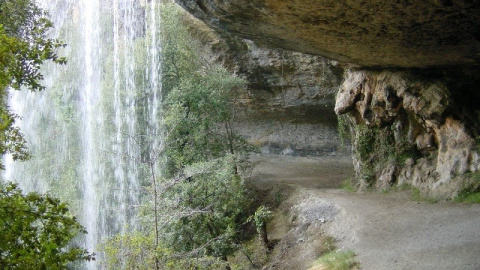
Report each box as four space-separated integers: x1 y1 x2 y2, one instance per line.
251 154 480 270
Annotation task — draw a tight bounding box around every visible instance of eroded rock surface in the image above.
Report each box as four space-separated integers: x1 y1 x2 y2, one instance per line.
175 0 480 68
175 1 480 196
335 69 480 197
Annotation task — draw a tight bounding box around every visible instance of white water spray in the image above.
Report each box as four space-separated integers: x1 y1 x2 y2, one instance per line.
5 0 162 268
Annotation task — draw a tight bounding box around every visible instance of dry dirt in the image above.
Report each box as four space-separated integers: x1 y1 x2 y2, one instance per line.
248 154 480 270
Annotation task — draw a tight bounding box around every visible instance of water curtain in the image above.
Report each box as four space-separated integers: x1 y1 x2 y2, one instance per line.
5 0 161 268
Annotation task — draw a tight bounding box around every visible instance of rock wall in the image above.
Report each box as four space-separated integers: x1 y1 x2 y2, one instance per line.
180 5 347 157
335 69 480 197
174 0 480 197
234 41 346 156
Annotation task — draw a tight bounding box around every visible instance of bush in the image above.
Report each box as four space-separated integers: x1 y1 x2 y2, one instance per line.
0 182 94 268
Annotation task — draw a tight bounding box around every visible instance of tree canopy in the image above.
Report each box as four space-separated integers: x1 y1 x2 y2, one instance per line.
0 182 94 269
103 3 256 269
0 0 66 168
160 3 254 263
0 0 66 91
0 1 93 267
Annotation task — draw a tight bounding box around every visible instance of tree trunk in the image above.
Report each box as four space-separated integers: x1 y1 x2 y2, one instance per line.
150 161 160 270
260 222 269 247
224 121 238 174
222 255 231 270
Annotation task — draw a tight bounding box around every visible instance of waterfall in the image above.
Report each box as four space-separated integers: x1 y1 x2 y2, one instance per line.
4 0 161 268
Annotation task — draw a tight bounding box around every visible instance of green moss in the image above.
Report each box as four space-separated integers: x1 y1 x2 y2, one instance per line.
341 178 357 193
355 124 376 161
453 171 480 204
394 142 421 164
454 173 480 203
351 120 424 191
475 137 480 151
337 115 351 149
411 187 439 203
353 124 379 188
311 250 359 270
322 236 336 253
455 192 480 204
395 183 415 191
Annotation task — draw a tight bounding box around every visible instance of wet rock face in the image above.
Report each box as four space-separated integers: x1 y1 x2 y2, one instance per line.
335 69 480 197
175 0 480 68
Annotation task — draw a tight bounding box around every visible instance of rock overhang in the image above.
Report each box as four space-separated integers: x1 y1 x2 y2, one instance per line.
175 0 480 68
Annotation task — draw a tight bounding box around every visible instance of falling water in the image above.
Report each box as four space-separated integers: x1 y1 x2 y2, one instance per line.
4 0 161 268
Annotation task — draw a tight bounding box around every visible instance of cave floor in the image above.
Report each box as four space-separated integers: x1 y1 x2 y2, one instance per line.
248 154 480 270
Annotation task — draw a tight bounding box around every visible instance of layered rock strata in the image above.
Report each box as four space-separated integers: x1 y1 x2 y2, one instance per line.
234 41 345 156
182 7 347 156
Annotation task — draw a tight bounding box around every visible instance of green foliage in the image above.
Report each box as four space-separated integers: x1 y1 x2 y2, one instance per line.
337 115 351 149
102 220 231 270
231 239 269 269
161 156 250 259
163 63 249 175
340 178 357 193
247 206 273 235
311 250 359 270
0 107 30 169
0 0 66 168
160 2 254 263
454 192 480 204
353 124 377 185
161 3 202 93
410 187 422 201
403 185 438 203
101 231 157 270
164 256 227 270
0 182 94 269
0 0 66 91
394 142 421 164
355 124 376 162
9 13 83 211
353 122 420 188
103 3 255 268
454 172 480 204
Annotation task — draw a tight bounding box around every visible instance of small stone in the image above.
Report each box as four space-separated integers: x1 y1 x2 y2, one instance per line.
405 158 415 166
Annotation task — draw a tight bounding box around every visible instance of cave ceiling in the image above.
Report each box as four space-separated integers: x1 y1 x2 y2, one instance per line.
175 0 480 68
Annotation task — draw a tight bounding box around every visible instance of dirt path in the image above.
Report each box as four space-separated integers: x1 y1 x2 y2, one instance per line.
250 154 480 270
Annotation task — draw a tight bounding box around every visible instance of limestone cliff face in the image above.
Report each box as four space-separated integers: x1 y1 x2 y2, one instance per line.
181 7 346 156
175 0 480 68
234 41 345 156
174 1 480 196
335 69 480 197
